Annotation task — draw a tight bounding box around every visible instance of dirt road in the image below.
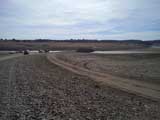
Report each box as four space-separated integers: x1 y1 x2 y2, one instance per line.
47 53 160 101
0 54 22 62
0 54 160 119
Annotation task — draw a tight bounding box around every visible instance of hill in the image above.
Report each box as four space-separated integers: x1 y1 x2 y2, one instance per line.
0 39 158 51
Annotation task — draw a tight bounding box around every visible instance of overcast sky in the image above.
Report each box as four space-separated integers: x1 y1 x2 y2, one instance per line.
0 0 160 40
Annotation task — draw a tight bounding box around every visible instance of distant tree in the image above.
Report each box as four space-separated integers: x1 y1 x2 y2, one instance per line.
12 38 16 41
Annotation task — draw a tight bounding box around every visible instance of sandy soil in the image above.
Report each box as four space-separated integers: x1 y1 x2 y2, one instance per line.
0 54 160 119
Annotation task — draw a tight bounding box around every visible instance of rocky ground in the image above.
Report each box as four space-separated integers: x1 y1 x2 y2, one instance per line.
0 54 160 120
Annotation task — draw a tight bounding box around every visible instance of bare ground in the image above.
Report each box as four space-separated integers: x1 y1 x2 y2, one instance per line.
55 52 160 84
47 53 160 100
0 54 160 120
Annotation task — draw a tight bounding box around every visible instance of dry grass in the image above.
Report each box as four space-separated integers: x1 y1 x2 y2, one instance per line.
0 41 148 51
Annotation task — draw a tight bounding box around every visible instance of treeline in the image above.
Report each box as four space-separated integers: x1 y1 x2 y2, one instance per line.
0 38 160 45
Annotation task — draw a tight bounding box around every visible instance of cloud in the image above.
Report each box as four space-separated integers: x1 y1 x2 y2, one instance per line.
0 0 160 40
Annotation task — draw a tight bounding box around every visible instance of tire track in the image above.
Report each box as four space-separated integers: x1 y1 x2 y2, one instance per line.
47 53 160 101
0 54 22 62
6 59 18 119
0 54 160 119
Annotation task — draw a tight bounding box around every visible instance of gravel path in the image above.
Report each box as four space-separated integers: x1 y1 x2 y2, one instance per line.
0 54 160 120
